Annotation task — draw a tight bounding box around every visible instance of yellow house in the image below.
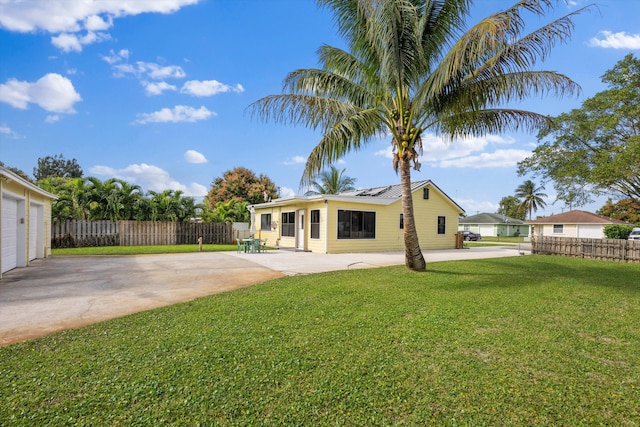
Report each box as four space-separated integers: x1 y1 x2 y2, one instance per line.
1 167 57 278
248 180 464 254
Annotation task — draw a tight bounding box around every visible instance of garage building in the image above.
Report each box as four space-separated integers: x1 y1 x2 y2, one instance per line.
1 167 57 279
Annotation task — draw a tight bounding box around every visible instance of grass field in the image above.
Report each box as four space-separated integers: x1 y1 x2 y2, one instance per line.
1 256 638 425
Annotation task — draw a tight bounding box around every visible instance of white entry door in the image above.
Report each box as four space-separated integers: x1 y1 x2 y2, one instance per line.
29 203 44 260
297 210 305 250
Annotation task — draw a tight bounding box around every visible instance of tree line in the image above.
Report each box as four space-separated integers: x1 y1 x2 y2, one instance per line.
2 157 279 223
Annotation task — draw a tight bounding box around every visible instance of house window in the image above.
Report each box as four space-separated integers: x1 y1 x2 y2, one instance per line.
281 212 295 237
399 213 404 229
423 188 429 199
260 213 271 230
437 216 446 234
553 224 563 234
310 210 320 239
337 210 376 239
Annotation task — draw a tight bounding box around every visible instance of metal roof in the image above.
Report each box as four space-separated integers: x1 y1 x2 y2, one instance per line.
338 179 432 199
249 179 464 214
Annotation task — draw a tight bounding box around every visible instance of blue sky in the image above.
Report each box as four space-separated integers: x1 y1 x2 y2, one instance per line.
1 0 639 216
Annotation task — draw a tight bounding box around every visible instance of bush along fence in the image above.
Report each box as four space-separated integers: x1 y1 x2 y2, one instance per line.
51 220 234 248
532 236 640 263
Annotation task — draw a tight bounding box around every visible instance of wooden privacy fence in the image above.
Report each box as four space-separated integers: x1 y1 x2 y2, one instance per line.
532 236 640 263
52 220 118 248
52 220 234 248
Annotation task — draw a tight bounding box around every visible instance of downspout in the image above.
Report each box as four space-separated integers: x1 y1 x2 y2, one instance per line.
324 199 329 254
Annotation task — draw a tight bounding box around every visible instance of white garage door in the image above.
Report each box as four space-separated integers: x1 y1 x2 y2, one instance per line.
478 225 494 237
2 197 18 273
577 225 602 238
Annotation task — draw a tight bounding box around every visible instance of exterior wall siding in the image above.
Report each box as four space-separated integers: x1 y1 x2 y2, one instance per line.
535 224 578 238
1 178 54 273
253 184 461 254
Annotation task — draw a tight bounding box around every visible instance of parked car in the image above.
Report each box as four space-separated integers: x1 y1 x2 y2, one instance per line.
629 228 640 241
462 231 481 241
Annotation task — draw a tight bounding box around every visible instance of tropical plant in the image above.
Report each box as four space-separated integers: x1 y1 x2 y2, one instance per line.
305 165 356 195
250 0 586 271
85 177 123 221
205 199 250 223
146 190 196 222
497 195 526 220
515 180 548 220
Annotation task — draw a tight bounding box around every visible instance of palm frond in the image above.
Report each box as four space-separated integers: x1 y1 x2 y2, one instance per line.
433 108 554 140
302 108 385 184
448 71 580 111
248 94 355 131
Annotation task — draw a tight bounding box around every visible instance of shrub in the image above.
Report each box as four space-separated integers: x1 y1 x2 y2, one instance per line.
603 224 634 239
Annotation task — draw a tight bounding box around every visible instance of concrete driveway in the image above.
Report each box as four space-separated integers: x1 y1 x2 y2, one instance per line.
0 245 528 346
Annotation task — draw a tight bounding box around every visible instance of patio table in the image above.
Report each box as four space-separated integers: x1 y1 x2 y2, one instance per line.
241 238 264 253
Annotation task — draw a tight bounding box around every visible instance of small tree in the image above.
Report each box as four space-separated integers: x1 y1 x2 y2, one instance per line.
207 167 278 206
597 199 640 225
497 196 525 220
34 154 83 181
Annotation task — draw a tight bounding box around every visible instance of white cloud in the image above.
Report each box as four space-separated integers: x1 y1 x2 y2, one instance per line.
101 49 130 64
84 14 112 31
0 73 81 113
89 163 207 197
279 186 296 198
45 115 61 124
134 105 215 124
457 198 499 215
283 156 306 166
181 80 244 96
0 125 22 139
589 31 640 49
143 81 177 96
113 61 186 80
0 0 199 51
438 149 531 168
374 133 516 164
51 31 110 52
184 150 208 164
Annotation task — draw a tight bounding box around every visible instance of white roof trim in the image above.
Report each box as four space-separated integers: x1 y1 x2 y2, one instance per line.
0 167 58 200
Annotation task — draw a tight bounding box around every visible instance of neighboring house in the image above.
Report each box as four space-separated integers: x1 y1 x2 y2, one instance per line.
248 180 464 254
458 212 528 237
1 167 57 278
526 210 627 239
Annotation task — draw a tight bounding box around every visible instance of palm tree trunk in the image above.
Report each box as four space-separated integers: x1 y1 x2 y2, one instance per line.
400 156 426 272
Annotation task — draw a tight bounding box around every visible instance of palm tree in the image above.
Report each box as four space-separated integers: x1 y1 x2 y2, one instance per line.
250 0 586 271
305 165 357 195
515 180 548 220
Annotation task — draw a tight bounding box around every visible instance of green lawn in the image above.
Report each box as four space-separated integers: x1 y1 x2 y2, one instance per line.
1 256 638 426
